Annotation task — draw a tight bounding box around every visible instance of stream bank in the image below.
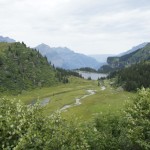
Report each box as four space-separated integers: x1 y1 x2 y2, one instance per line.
60 89 96 112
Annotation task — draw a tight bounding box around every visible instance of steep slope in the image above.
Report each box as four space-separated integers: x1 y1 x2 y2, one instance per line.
118 42 148 56
109 61 150 91
108 43 150 67
0 42 58 94
0 35 16 43
35 44 100 70
99 43 150 72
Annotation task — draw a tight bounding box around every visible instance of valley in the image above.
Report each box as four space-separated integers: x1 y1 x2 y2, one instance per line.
1 0 150 148
2 77 134 122
0 36 149 149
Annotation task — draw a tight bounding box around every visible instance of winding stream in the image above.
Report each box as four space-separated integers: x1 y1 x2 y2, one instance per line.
40 98 50 106
59 89 96 112
101 86 106 91
30 98 50 106
31 86 105 111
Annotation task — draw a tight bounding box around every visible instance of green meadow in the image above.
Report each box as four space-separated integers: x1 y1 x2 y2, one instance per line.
2 77 135 121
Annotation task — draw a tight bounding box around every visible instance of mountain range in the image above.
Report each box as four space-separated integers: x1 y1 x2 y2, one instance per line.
99 42 150 73
1 35 150 72
35 44 100 70
118 42 148 56
0 35 16 43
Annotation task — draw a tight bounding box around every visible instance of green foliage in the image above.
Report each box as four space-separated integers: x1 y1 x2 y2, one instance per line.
1 88 150 149
85 114 122 150
123 88 150 150
109 61 150 91
85 88 150 150
0 98 44 149
0 98 89 149
55 67 82 83
87 77 92 80
77 67 97 73
98 64 116 73
0 42 58 94
112 43 150 68
100 43 150 73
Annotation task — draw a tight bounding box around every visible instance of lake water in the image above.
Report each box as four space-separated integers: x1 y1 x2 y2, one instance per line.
77 71 107 80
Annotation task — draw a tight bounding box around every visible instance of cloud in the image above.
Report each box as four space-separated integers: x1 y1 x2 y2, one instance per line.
0 0 150 54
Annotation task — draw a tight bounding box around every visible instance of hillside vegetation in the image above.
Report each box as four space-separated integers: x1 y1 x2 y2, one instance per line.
0 42 58 94
1 88 150 150
109 61 150 91
76 67 97 72
99 43 150 73
108 43 150 67
1 38 149 149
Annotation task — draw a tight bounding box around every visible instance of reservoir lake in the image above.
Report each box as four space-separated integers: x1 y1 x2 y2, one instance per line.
77 71 107 80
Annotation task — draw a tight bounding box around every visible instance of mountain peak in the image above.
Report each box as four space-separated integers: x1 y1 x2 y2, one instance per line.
36 44 72 52
0 35 15 43
35 43 54 55
35 43 100 69
38 43 51 48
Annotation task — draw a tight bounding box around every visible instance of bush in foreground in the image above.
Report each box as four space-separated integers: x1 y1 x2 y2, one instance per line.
0 98 88 149
122 88 150 150
87 88 150 150
0 88 150 149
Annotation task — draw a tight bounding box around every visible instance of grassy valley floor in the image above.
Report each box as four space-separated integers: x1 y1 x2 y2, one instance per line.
1 77 135 122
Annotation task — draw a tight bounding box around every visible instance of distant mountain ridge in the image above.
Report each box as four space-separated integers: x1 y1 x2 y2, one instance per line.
99 42 150 73
35 44 100 70
108 43 150 67
0 35 16 43
118 42 148 56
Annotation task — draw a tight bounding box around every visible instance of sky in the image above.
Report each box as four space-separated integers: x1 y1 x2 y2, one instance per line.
0 0 150 55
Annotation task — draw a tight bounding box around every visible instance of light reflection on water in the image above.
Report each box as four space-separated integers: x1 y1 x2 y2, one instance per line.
77 71 107 80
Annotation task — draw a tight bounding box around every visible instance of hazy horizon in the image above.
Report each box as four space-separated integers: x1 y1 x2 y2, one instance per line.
0 0 150 55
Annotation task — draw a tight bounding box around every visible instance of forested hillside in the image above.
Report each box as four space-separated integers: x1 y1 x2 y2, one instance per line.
118 42 148 56
109 61 150 91
99 43 150 73
0 42 58 94
108 43 150 67
77 67 97 72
